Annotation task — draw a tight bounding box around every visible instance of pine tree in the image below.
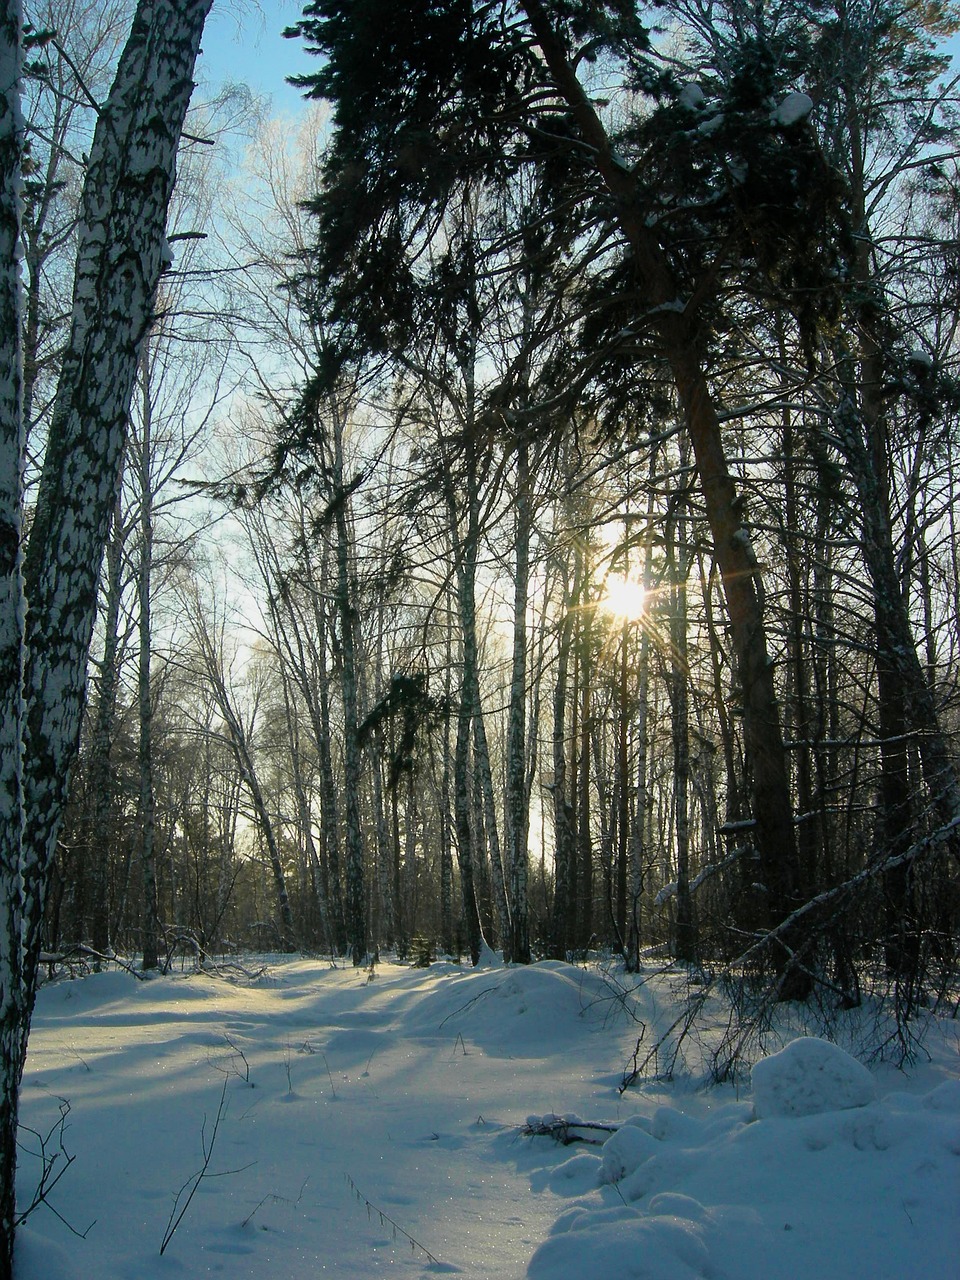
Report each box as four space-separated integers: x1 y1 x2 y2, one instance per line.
286 0 858 989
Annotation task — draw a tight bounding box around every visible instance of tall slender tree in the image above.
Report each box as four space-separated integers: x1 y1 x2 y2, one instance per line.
0 3 210 1269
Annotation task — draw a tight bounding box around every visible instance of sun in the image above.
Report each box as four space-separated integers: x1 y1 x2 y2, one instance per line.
599 574 647 621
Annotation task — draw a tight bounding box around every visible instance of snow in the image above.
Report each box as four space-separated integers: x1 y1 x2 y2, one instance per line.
678 82 705 112
772 92 814 127
15 956 960 1279
751 1036 875 1118
697 113 724 136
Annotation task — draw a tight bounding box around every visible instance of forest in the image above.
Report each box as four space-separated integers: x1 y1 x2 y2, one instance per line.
1 0 960 1271
28 0 960 1016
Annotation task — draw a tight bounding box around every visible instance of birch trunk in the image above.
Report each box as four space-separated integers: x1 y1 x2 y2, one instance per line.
20 0 212 1014
0 7 25 1272
0 2 210 1271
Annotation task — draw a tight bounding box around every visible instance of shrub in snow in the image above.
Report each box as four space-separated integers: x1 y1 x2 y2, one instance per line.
751 1037 875 1119
599 1124 658 1184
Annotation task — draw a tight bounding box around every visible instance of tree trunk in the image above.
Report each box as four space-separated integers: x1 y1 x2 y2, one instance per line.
576 594 593 951
331 406 366 965
667 493 696 964
0 3 211 1272
505 438 532 963
85 495 125 953
136 346 160 971
0 8 26 1273
549 596 575 960
520 0 807 991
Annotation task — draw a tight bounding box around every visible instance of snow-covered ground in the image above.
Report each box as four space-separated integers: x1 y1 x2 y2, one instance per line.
14 956 960 1279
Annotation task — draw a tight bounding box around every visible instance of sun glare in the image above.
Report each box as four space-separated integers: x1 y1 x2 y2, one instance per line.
600 574 647 621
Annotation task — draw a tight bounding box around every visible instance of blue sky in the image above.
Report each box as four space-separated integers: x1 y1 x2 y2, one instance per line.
197 3 318 117
196 7 959 121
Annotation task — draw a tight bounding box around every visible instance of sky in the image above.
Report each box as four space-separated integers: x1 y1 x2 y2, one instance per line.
196 6 960 120
197 3 317 118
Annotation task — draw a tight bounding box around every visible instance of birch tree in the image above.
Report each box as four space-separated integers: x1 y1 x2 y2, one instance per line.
0 2 210 1271
0 9 27 1275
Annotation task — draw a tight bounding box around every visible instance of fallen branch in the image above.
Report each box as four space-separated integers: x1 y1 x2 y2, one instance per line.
521 1115 619 1145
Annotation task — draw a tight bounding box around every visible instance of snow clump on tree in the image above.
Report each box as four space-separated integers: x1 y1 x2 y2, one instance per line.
771 91 814 127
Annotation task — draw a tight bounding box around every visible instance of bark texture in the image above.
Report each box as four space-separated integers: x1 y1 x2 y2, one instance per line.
0 6 24 1275
20 0 213 1013
0 3 212 1272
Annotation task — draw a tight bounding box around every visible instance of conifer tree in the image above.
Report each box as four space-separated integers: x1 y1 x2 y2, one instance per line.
286 0 855 989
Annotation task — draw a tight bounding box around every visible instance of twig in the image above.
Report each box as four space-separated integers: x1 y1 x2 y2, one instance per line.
218 1032 252 1085
15 1099 95 1238
241 1177 309 1229
321 1052 338 1099
160 1079 240 1255
343 1173 441 1265
437 984 500 1029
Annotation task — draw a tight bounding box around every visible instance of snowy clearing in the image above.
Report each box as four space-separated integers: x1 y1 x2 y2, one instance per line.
15 957 960 1279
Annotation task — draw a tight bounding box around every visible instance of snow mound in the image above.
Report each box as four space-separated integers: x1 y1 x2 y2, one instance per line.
924 1078 960 1112
599 1124 658 1184
406 960 614 1056
751 1037 875 1119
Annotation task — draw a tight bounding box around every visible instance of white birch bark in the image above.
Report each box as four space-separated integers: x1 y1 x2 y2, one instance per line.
19 0 212 1011
0 6 24 1274
0 2 211 1271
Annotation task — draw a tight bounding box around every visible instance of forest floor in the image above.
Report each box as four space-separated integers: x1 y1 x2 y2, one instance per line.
14 953 960 1279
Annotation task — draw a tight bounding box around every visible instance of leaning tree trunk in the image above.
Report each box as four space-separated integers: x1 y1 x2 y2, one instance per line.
20 0 213 1019
0 7 26 1275
1 3 211 1275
